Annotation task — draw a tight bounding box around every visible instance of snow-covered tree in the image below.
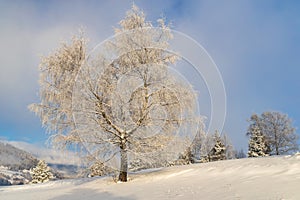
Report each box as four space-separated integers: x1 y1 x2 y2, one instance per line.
190 124 215 163
248 112 298 155
193 130 235 161
209 131 226 162
30 5 199 182
29 33 86 149
30 160 54 184
248 125 268 157
175 147 194 165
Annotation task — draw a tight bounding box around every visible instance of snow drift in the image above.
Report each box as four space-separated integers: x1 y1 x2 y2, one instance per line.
1 154 300 200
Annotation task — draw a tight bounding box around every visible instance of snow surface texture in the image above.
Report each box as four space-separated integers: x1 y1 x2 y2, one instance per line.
1 154 300 200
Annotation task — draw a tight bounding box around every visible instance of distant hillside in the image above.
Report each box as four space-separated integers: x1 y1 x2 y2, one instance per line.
0 142 38 171
7 141 82 178
7 141 81 166
0 141 84 186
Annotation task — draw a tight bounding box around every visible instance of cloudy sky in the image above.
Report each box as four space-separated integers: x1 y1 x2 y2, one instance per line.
1 0 300 151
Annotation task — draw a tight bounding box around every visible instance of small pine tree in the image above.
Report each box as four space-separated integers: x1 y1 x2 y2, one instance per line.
176 147 194 165
30 160 54 184
248 126 268 157
209 131 226 162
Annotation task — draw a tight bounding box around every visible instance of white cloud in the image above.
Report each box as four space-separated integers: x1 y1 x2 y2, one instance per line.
1 0 299 151
0 1 131 138
7 140 81 165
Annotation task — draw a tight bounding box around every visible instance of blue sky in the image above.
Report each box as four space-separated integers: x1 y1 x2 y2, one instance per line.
0 0 300 151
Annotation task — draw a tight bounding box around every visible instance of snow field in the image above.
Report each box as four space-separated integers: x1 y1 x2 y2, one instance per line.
1 154 300 200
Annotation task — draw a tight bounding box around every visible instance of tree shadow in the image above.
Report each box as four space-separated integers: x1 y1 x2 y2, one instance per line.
49 188 136 200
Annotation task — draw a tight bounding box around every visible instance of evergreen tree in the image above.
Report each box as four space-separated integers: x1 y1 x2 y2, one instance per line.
248 126 268 157
209 131 226 162
247 112 298 155
30 160 54 184
176 147 194 165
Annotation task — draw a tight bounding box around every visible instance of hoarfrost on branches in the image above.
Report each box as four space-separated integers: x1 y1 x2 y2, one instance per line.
248 111 299 155
29 33 87 149
73 6 198 182
30 5 201 182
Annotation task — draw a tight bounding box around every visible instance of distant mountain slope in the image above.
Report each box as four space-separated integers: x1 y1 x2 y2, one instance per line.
6 141 82 178
7 141 81 166
0 142 38 171
0 141 82 185
1 153 300 200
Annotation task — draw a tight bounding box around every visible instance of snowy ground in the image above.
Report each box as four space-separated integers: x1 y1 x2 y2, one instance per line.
1 154 300 200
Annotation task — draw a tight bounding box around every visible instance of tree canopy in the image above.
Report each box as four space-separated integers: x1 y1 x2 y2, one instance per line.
30 5 200 182
247 111 298 155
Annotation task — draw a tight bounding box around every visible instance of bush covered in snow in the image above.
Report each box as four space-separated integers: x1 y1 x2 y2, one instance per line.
0 167 32 186
88 161 114 177
30 160 54 184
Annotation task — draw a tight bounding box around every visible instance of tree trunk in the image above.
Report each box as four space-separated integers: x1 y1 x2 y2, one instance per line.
276 145 279 155
118 143 128 182
274 130 279 155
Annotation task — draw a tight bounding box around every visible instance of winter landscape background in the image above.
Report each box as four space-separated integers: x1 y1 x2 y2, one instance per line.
1 0 300 199
1 0 300 151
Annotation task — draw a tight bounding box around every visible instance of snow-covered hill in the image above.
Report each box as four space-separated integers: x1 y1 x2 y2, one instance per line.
0 141 38 171
2 141 81 178
7 141 81 166
1 154 300 200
